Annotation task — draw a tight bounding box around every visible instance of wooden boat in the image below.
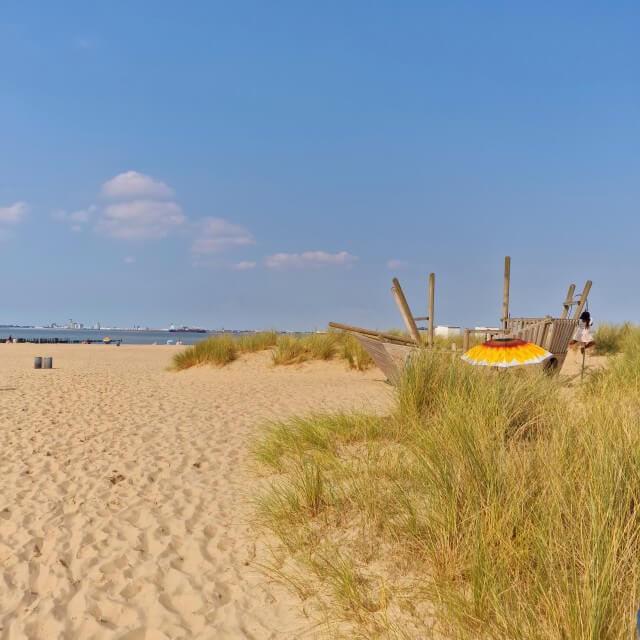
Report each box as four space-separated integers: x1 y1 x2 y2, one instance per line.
330 258 592 383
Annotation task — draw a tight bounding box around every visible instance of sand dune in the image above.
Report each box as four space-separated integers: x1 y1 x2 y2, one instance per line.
0 345 392 640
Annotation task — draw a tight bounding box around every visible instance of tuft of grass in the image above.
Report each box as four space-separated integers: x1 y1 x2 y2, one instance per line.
593 322 635 355
341 334 375 371
304 333 339 361
171 330 275 369
235 330 278 353
252 327 640 638
173 329 380 371
171 334 237 369
271 335 309 365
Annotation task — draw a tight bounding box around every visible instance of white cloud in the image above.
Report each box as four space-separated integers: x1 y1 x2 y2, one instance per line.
52 204 97 230
123 256 136 264
0 201 28 224
265 251 357 270
101 171 174 200
387 259 408 269
232 261 256 270
191 217 254 254
96 200 185 239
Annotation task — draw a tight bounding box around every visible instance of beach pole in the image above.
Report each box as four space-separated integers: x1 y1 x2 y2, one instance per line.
34 357 42 369
391 278 423 345
428 273 435 348
501 256 511 331
561 284 576 319
43 357 52 369
463 329 470 353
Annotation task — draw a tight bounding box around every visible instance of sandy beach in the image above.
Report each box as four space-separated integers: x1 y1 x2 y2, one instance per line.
0 345 392 640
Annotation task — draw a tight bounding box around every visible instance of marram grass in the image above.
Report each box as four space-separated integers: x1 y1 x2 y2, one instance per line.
171 333 238 369
252 327 640 639
172 330 374 371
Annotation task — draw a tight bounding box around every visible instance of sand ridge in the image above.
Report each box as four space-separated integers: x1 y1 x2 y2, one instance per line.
0 345 392 640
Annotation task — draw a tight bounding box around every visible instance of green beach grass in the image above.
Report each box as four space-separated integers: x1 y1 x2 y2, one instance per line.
171 330 374 371
251 326 640 639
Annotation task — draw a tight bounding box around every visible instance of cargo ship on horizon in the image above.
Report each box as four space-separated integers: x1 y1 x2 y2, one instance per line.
168 324 208 333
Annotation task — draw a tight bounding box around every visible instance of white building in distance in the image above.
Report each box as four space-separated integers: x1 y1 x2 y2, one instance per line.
434 325 461 338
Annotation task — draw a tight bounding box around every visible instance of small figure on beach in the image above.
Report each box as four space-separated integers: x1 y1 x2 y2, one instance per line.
570 311 595 354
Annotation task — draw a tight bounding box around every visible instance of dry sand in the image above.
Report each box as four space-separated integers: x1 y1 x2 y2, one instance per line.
0 345 392 640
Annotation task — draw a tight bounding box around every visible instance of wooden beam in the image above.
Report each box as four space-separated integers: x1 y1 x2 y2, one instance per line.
428 272 435 347
327 322 417 346
573 280 592 319
560 284 575 319
391 279 423 344
463 329 470 352
501 256 511 330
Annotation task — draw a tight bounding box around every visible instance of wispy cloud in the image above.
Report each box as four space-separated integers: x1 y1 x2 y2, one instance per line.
0 201 29 224
53 172 255 264
265 251 357 270
101 171 174 200
232 261 257 270
387 259 408 269
191 217 254 254
52 204 97 232
96 200 185 239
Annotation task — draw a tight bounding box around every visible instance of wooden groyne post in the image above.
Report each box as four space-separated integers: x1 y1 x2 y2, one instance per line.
428 273 435 347
501 256 511 330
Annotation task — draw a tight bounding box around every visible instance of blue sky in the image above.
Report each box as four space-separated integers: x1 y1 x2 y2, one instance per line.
1 1 638 330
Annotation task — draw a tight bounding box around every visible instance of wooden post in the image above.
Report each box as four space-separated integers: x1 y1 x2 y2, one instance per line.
328 322 417 345
391 278 423 345
428 273 435 348
561 284 576 319
573 280 592 320
501 256 511 330
462 329 470 352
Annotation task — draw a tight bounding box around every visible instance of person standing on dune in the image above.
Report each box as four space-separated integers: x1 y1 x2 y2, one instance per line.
570 311 595 355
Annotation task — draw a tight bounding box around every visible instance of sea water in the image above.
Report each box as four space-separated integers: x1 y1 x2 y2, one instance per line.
0 328 216 345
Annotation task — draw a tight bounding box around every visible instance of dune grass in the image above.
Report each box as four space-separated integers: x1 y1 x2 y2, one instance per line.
173 330 375 371
594 322 636 355
340 333 374 371
235 330 278 353
271 335 310 365
171 333 238 369
172 327 477 372
252 327 640 638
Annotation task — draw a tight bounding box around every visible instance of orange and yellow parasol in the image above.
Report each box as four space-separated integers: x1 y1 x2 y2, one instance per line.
461 337 552 368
